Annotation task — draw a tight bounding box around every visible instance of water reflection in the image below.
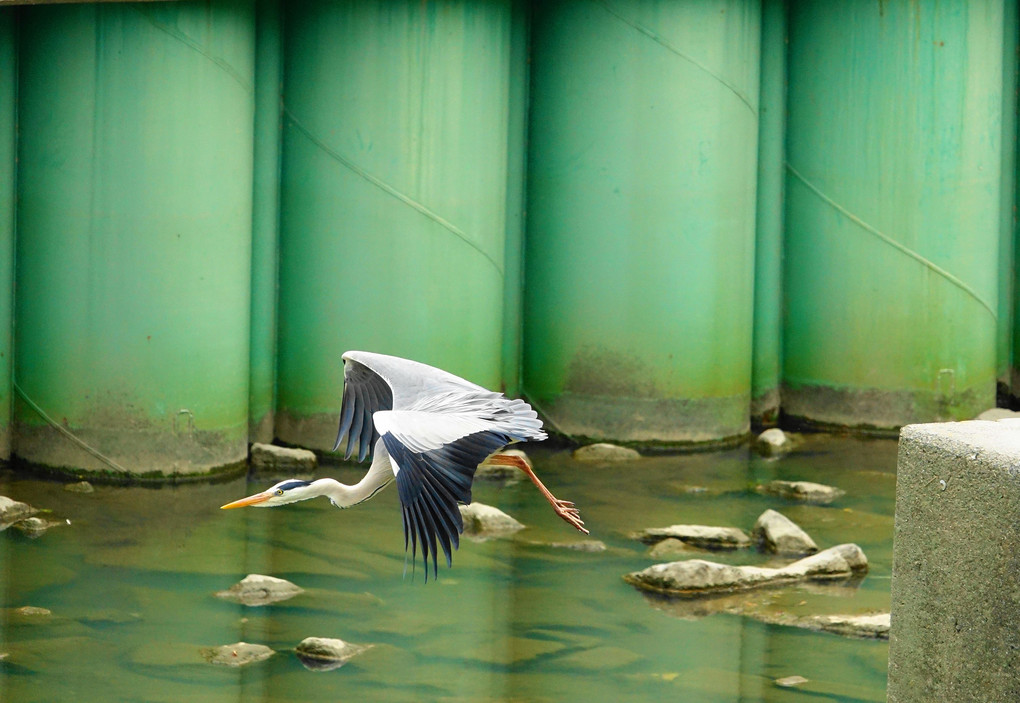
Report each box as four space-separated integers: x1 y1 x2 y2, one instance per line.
0 435 893 701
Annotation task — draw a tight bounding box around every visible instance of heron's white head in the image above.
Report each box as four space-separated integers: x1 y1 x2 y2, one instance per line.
220 479 319 509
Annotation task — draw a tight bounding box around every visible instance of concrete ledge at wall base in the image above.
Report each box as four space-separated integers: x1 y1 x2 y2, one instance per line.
888 419 1020 702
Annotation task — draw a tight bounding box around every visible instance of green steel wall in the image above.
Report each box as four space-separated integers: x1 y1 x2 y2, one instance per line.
15 2 255 475
249 0 283 444
523 0 761 444
751 0 786 426
0 10 15 460
275 0 518 450
3 0 1020 474
784 0 1004 430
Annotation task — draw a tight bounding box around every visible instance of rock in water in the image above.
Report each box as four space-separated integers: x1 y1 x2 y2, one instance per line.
755 428 791 456
775 675 809 688
624 543 868 596
294 637 371 671
0 496 38 529
572 443 641 462
63 481 94 494
249 443 317 473
752 509 818 555
631 525 752 550
459 503 525 538
215 574 304 606
12 517 68 539
203 642 274 667
758 480 845 504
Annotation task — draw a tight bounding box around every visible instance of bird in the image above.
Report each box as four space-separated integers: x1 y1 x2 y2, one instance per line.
221 350 587 579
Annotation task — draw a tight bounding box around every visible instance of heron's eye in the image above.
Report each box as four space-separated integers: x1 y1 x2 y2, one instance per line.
276 489 284 496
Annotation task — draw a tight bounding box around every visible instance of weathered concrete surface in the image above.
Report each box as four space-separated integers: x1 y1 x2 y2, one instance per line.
888 421 1020 702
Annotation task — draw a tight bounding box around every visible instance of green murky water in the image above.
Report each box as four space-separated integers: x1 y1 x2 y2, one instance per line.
0 435 895 702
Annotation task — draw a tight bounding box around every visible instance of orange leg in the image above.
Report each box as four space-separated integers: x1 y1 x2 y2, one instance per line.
485 452 588 534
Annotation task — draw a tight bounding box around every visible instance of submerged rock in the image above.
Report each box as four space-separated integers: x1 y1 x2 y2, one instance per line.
12 517 68 539
540 539 607 552
294 637 371 671
459 503 525 538
63 481 94 494
14 606 51 617
632 525 752 551
624 543 868 596
215 574 304 606
202 642 274 667
775 675 809 688
0 496 38 529
649 538 696 559
752 509 818 555
757 480 845 504
572 443 641 462
250 443 317 473
754 612 890 640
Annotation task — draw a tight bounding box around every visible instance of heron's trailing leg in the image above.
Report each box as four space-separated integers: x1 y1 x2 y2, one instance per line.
485 452 588 534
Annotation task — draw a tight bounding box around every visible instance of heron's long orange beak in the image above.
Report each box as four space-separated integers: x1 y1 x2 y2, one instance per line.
220 492 271 509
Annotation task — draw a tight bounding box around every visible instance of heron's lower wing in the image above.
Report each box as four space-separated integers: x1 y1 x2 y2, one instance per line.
378 417 512 581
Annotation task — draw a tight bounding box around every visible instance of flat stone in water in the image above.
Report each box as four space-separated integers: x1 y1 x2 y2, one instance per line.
12 517 68 539
63 481 94 494
14 606 51 617
459 503 524 538
775 675 809 687
624 543 868 596
758 480 845 504
294 637 371 671
632 524 752 550
203 642 274 667
572 443 641 462
215 574 304 606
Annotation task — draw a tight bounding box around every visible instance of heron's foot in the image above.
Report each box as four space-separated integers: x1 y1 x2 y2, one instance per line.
554 499 588 534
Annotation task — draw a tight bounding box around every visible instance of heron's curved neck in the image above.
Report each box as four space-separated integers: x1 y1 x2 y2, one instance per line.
317 447 393 509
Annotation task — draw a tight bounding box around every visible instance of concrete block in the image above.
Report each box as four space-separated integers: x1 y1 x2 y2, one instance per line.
888 421 1020 701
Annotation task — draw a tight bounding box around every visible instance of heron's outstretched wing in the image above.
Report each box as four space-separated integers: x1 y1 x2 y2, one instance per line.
334 356 394 461
374 410 513 581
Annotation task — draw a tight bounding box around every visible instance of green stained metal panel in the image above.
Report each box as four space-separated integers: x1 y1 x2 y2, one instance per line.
1000 0 1017 390
16 1 255 475
523 0 761 444
0 10 15 460
277 0 515 449
751 0 786 425
784 0 1001 429
250 0 282 443
500 0 529 398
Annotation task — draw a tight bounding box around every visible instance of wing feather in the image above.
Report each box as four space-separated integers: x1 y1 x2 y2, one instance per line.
333 356 394 460
383 425 512 581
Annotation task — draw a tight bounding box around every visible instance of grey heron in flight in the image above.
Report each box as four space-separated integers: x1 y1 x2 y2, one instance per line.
222 351 587 579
